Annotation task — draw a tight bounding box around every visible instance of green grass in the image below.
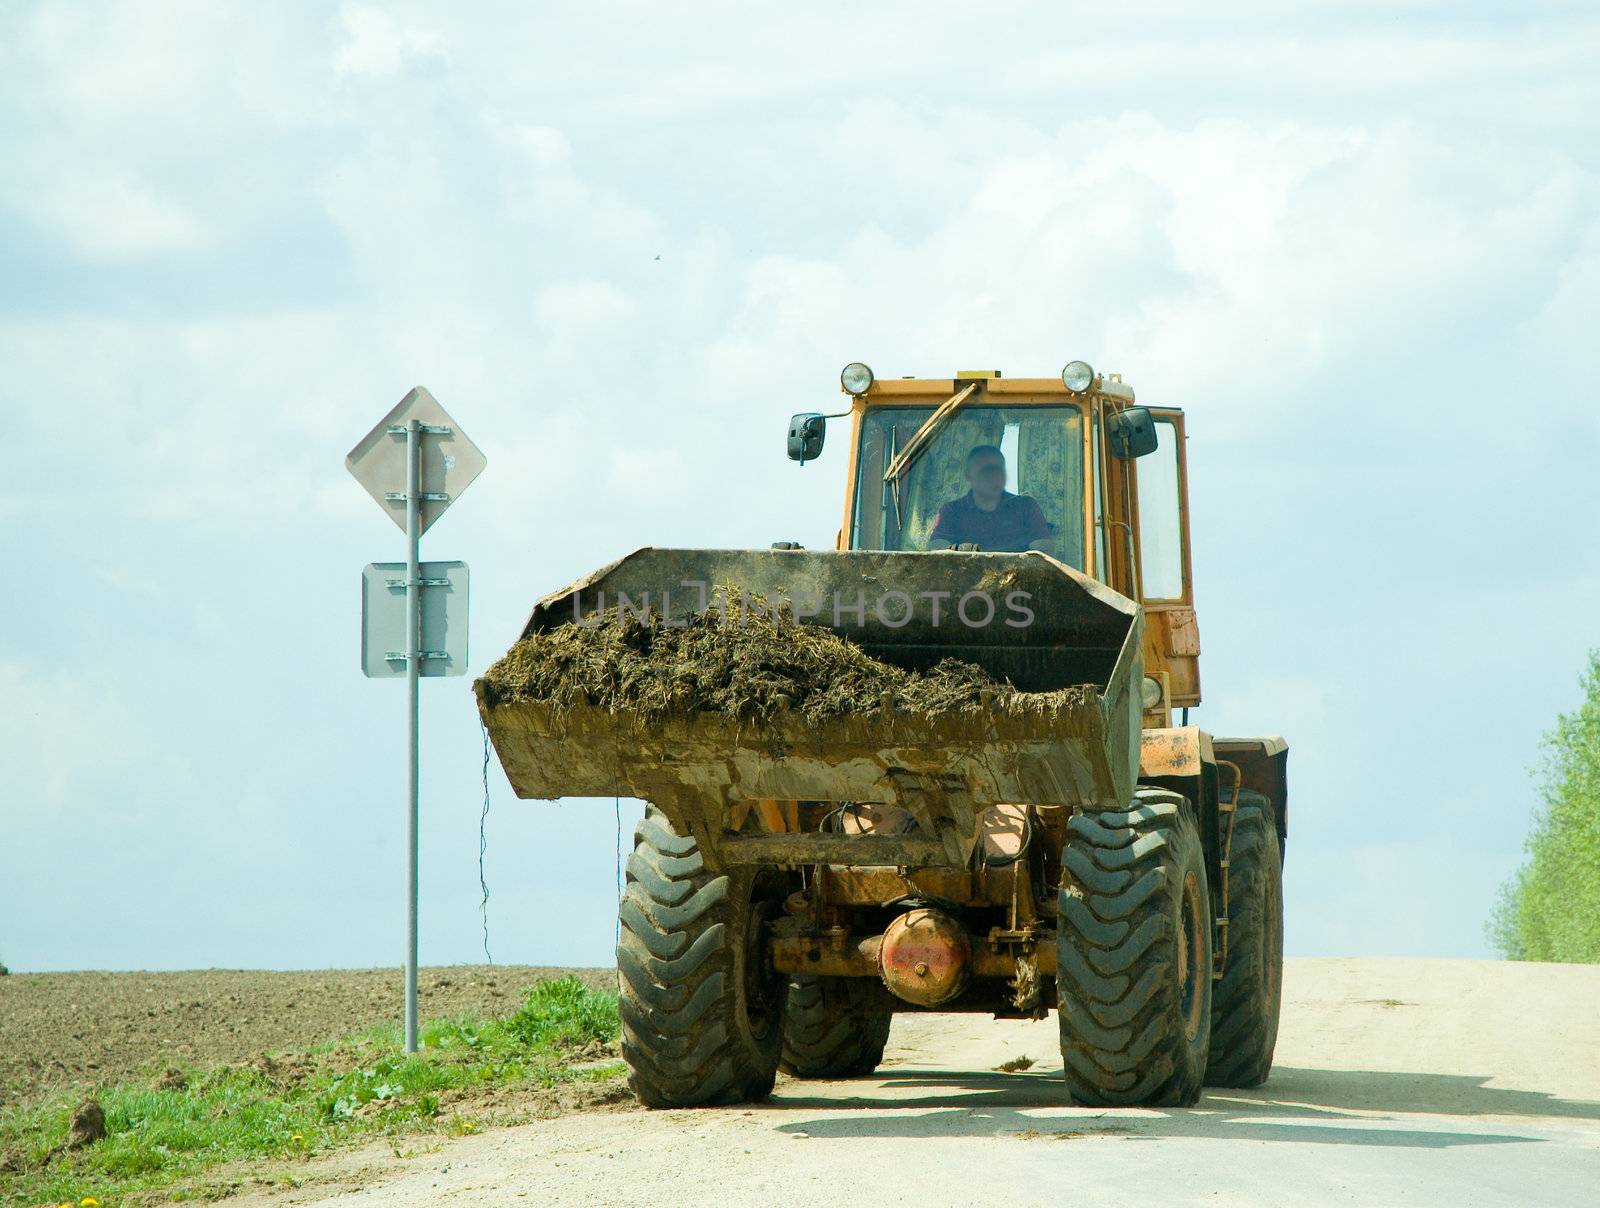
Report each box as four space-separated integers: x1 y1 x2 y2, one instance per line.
1 976 623 1207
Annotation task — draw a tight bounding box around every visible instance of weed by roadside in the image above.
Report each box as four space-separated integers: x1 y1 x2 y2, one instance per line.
1 975 623 1206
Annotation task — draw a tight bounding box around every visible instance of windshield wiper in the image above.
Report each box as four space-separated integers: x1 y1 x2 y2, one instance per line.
881 382 980 492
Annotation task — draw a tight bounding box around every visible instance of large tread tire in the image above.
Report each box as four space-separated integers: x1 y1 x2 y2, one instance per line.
1057 788 1213 1107
1206 789 1283 1087
617 807 787 1108
780 975 893 1078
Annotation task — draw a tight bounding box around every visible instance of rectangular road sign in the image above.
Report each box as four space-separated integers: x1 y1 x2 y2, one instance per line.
361 561 470 678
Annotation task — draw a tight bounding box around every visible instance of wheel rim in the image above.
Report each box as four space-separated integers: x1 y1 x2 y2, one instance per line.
743 900 783 1041
1177 870 1205 1042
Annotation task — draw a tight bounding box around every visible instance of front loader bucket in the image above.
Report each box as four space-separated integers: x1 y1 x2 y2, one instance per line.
476 548 1143 868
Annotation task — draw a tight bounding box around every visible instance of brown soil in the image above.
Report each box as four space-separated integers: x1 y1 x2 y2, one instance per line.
476 600 1013 723
0 965 611 1110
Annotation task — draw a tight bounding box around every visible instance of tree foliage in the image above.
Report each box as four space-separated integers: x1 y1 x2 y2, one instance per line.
1490 651 1600 962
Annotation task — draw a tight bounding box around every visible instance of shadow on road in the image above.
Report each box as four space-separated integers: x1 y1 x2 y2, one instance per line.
765 1065 1599 1150
1215 1065 1600 1122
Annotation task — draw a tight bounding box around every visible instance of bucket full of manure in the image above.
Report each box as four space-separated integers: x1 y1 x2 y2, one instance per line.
475 547 1144 868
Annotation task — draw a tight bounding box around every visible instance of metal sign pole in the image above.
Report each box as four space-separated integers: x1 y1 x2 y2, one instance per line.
348 386 483 1057
404 418 421 1054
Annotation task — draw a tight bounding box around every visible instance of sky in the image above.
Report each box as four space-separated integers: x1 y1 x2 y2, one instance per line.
4 1 1600 972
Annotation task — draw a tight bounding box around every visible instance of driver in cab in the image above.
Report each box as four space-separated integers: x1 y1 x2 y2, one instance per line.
928 445 1053 553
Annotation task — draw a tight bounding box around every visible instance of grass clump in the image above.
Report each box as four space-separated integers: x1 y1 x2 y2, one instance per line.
506 975 621 1050
1 976 622 1206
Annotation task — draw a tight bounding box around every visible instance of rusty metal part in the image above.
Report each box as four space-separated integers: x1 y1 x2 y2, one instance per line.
771 929 1057 982
977 801 1030 863
835 801 916 835
1139 725 1215 780
822 867 1003 907
476 547 1152 870
877 908 972 1006
1007 857 1039 930
483 690 1123 870
721 833 946 866
481 548 1147 871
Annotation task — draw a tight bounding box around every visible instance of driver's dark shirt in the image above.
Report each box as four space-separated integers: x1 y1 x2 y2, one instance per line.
929 490 1050 552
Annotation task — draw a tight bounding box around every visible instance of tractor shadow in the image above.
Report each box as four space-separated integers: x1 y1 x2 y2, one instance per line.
765 1065 1600 1150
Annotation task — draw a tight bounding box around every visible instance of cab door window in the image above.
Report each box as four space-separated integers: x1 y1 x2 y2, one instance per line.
1136 416 1187 601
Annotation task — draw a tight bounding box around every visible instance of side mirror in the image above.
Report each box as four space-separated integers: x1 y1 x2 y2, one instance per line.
1109 407 1159 459
787 412 827 464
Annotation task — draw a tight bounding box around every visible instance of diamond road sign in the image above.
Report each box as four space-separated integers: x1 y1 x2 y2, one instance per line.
346 386 486 534
360 560 470 678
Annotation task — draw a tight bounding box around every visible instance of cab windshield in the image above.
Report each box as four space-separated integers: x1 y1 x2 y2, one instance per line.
850 404 1085 566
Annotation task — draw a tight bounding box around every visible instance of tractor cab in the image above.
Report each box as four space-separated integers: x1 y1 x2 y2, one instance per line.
789 362 1202 717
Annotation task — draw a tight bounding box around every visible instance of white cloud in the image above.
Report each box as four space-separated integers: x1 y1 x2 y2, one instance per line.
533 280 636 328
22 174 212 260
4 3 1600 967
0 664 141 811
334 5 442 76
515 124 571 169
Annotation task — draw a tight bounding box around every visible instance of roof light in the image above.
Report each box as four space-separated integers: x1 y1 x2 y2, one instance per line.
841 362 875 395
1061 360 1095 393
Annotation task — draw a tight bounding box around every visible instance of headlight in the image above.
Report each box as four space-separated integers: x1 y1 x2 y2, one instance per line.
1140 675 1164 709
841 362 874 395
1061 360 1095 393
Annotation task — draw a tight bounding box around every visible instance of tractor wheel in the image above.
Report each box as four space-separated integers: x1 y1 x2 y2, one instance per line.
616 807 788 1108
780 975 894 1078
1057 788 1213 1106
1205 789 1283 1087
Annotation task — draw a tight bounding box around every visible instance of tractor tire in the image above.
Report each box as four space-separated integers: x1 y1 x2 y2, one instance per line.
616 807 788 1108
1057 788 1213 1107
1205 789 1283 1087
780 975 894 1078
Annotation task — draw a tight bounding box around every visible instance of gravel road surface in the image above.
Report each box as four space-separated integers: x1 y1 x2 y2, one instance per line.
236 958 1600 1208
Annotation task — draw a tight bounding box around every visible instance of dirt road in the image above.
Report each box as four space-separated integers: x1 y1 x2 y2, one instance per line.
237 958 1600 1208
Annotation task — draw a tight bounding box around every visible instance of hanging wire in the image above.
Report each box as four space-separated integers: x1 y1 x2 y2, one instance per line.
478 719 494 964
614 795 623 948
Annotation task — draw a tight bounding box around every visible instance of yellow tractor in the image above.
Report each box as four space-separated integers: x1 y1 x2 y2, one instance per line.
478 361 1287 1107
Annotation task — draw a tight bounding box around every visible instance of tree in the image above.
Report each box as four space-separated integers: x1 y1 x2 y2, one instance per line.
1490 651 1600 962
